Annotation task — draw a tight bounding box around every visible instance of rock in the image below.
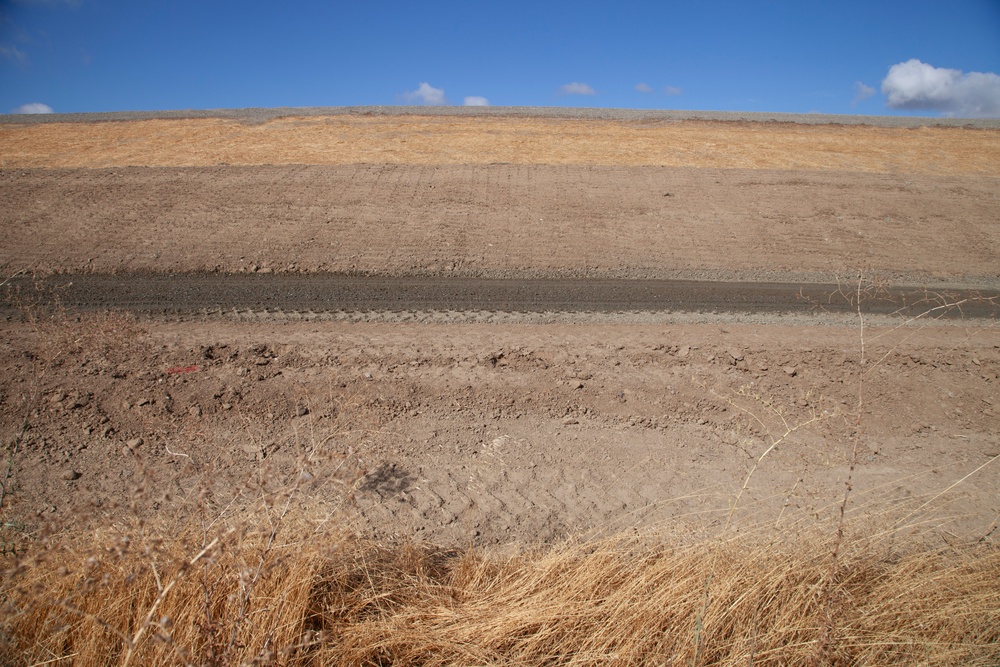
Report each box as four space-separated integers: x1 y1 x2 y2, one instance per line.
126 437 144 450
562 417 579 425
728 349 744 362
189 405 202 417
677 345 690 358
783 366 798 377
241 441 263 460
296 405 309 417
61 470 81 481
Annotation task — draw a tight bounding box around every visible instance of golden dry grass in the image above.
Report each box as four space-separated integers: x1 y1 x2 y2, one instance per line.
2 115 999 175
3 503 999 666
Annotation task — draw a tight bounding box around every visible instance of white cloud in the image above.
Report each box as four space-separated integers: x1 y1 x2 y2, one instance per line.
402 82 448 106
11 102 54 114
559 82 596 96
852 81 875 107
881 59 1000 118
0 45 27 63
634 82 652 93
663 85 682 96
463 96 489 106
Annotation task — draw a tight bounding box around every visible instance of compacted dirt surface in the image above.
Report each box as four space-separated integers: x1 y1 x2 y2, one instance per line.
1 108 999 548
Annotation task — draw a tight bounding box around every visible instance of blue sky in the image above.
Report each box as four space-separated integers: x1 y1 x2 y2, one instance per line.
2 0 999 116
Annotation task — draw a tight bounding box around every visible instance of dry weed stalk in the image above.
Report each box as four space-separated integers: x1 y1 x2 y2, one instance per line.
4 519 999 666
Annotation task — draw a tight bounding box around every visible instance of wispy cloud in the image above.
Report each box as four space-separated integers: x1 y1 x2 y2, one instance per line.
12 0 82 6
851 81 875 107
463 96 489 107
634 82 652 93
11 102 54 114
0 45 27 63
881 59 1000 118
663 86 682 96
402 82 448 106
559 82 596 96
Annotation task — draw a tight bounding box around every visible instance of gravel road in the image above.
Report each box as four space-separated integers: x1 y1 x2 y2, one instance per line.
6 274 998 320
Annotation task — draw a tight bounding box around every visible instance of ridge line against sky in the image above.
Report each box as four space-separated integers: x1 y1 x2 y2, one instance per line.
1 0 999 118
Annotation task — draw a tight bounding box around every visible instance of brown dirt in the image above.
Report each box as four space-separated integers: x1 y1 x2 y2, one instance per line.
1 113 999 549
2 165 999 283
2 314 998 547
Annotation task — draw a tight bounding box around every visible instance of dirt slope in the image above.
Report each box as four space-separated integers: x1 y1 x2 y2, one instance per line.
1 111 998 548
2 165 999 283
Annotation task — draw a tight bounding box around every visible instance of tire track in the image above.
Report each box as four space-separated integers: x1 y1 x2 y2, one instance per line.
6 274 998 320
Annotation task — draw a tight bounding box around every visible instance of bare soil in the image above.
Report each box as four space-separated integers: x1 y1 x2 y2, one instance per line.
2 165 1000 284
1 112 998 548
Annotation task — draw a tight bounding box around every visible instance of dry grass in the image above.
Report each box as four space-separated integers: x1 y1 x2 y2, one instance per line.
2 507 999 666
2 115 999 175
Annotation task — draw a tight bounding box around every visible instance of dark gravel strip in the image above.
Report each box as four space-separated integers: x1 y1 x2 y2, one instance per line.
3 106 998 128
5 275 998 319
